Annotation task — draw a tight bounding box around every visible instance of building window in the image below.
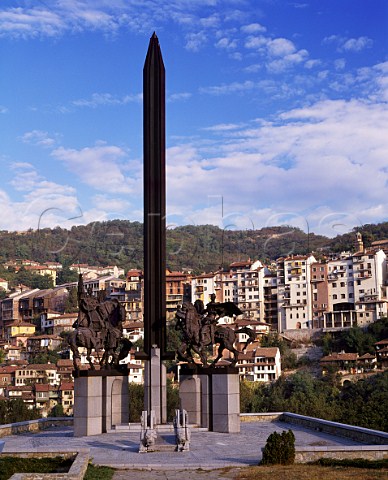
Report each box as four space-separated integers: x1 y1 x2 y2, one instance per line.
333 294 337 299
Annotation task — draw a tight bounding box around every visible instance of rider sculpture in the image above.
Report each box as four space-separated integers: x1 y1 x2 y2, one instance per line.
175 294 244 367
69 274 129 370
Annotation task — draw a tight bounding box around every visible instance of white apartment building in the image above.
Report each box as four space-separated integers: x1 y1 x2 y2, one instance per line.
231 260 265 322
191 273 218 306
237 346 281 382
324 255 356 329
277 254 317 331
214 261 277 325
352 248 387 325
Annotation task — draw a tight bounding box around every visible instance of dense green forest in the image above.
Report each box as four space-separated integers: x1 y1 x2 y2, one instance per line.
0 220 387 274
240 370 388 432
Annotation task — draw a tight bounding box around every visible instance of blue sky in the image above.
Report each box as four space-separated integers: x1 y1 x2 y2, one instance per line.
0 0 387 239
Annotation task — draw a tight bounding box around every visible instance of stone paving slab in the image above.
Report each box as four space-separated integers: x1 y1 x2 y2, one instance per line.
112 467 243 480
1 420 361 471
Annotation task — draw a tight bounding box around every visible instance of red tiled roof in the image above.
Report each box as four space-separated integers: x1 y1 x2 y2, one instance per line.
7 385 33 392
56 359 73 367
320 353 358 362
59 382 74 391
35 384 50 392
18 364 58 371
0 366 17 374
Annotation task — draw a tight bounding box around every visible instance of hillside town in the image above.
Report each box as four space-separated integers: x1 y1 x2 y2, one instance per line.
0 232 387 418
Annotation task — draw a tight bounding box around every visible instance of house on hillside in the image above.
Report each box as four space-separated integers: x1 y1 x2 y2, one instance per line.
318 352 378 374
375 339 388 368
236 344 281 382
59 382 74 415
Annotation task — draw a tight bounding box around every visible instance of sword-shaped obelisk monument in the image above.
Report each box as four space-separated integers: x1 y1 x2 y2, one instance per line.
142 32 168 424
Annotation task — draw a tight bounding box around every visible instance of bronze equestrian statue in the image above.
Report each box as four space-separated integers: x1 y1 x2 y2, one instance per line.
175 298 244 367
68 274 131 370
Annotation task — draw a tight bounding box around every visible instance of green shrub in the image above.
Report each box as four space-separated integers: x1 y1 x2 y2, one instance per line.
260 429 295 465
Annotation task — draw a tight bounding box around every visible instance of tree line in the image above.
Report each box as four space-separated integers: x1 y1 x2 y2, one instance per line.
1 220 388 275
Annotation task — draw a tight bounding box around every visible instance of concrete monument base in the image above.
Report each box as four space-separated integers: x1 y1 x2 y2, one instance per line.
179 365 240 433
73 368 129 437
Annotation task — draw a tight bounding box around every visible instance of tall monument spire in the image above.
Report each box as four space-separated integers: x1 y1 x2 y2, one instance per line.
143 32 166 356
142 32 167 424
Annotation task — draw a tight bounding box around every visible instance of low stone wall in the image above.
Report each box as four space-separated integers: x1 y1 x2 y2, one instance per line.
1 449 89 480
281 412 388 445
0 417 73 438
240 413 282 422
295 445 388 463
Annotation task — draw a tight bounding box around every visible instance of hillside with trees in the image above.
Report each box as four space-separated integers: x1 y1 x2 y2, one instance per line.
0 220 387 274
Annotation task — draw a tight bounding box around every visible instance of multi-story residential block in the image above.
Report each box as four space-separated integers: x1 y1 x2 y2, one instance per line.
40 312 77 335
26 335 63 358
56 359 74 383
237 345 281 382
125 269 143 321
263 272 278 328
165 269 191 320
34 383 59 416
191 273 218 305
14 363 58 386
324 254 356 329
229 260 265 322
277 254 317 331
0 365 17 396
5 320 36 342
310 261 329 328
69 264 125 280
59 382 74 415
352 248 387 325
0 289 39 338
375 338 388 368
18 287 69 324
6 385 34 408
23 265 58 285
122 320 144 343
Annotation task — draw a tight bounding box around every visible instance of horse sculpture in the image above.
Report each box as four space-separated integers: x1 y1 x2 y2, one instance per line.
175 301 242 366
68 274 129 370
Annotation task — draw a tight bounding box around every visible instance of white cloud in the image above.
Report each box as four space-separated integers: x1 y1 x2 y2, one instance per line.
168 92 192 102
20 130 58 148
185 31 208 51
342 36 373 52
166 95 388 236
244 35 268 50
334 58 346 70
51 144 135 194
199 80 255 95
267 38 296 57
323 34 373 53
0 105 9 114
241 23 266 34
215 37 237 50
203 123 242 132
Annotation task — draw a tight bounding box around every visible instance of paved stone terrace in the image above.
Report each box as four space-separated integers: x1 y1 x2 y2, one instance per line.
1 420 362 472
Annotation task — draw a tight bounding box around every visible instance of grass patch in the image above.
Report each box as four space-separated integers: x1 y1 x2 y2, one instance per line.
236 464 388 480
310 458 388 469
84 463 115 480
0 456 73 480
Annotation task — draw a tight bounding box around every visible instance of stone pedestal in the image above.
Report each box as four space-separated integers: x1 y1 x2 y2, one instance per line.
73 368 129 437
144 347 167 425
179 365 240 433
